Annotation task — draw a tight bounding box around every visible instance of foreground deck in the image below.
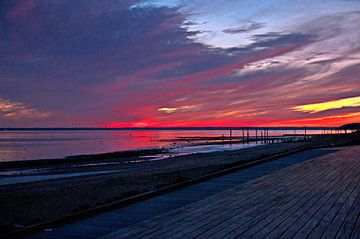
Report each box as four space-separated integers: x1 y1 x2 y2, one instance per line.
29 148 334 238
103 146 360 239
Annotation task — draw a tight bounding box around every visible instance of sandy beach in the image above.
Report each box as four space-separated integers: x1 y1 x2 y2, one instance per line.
0 133 359 235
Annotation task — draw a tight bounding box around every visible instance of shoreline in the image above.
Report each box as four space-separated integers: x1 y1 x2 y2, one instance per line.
0 148 166 170
0 134 306 170
1 133 359 235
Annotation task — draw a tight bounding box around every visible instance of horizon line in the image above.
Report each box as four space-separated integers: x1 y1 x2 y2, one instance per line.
0 126 349 130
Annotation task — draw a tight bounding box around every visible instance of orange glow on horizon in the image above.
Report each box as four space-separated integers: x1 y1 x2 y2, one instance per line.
104 111 360 128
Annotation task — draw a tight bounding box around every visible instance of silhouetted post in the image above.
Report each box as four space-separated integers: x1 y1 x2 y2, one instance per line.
265 129 268 143
263 129 265 143
264 130 266 143
230 130 232 143
255 128 258 143
247 128 249 144
304 126 307 141
242 128 245 145
264 129 267 144
261 131 263 144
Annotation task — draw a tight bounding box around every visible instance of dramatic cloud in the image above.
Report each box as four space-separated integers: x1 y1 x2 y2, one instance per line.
293 96 360 113
0 0 360 127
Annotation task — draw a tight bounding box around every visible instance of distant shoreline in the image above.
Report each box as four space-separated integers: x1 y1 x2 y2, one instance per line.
0 126 340 131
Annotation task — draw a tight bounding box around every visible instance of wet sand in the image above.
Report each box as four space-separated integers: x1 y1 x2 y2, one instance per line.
0 134 359 233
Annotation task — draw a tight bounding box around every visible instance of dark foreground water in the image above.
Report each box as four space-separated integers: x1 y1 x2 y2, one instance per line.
0 129 321 162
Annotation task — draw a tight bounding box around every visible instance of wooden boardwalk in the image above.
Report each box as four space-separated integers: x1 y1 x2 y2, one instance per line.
28 149 335 238
101 146 360 239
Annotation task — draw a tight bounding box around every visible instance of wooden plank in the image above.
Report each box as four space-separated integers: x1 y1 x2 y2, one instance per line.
293 168 360 239
98 149 352 239
307 169 360 239
219 158 355 239
102 168 295 239
144 157 330 239
275 157 359 239
100 156 318 239
190 159 341 239
264 168 359 239
335 187 360 239
157 172 314 239
350 212 360 239
276 167 357 238
230 158 359 239
109 154 342 239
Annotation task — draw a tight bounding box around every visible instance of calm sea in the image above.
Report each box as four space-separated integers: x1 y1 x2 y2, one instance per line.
0 129 321 162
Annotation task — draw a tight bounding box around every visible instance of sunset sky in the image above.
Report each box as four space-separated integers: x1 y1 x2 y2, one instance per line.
1 0 360 127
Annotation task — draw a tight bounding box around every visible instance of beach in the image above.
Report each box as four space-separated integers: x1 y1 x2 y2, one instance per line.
1 132 359 235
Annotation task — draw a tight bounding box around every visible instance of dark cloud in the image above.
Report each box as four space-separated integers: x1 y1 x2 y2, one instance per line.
309 58 343 65
250 32 314 48
223 22 265 34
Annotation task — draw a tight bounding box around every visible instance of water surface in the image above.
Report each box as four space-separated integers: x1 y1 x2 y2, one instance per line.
0 129 320 162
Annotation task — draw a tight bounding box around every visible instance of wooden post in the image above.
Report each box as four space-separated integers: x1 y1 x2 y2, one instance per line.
242 128 245 145
247 128 249 144
265 129 267 143
263 129 266 143
255 128 258 143
264 130 266 143
304 126 307 141
230 130 232 143
265 129 268 143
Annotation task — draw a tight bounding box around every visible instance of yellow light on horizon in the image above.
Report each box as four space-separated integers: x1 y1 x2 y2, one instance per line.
293 96 360 113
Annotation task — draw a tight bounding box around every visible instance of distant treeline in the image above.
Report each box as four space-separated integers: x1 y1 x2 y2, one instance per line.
340 123 360 130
